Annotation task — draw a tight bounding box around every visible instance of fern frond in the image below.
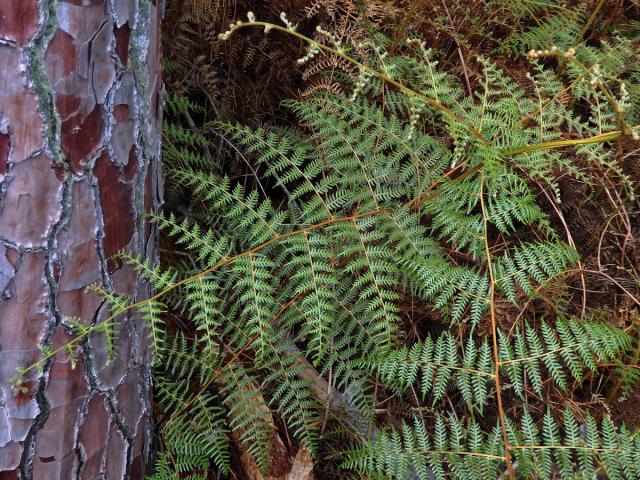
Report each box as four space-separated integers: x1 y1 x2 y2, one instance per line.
216 122 333 223
342 409 640 480
498 318 631 397
138 300 166 364
168 168 287 246
498 9 584 56
151 212 229 265
154 376 230 476
365 318 630 404
279 232 336 363
261 335 321 453
116 251 178 290
220 362 274 475
494 241 579 304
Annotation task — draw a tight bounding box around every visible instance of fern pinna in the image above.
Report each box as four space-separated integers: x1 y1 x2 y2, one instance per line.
136 9 640 479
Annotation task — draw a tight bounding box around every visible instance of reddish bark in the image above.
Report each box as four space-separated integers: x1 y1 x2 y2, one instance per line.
0 0 39 45
0 132 9 175
0 1 162 478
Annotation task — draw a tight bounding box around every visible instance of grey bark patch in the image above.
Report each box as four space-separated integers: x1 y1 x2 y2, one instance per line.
0 156 63 247
0 245 14 294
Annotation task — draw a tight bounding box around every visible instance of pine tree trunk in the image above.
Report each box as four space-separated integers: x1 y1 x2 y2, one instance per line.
0 1 162 478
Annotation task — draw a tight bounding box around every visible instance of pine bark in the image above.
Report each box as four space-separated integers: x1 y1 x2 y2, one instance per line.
0 1 162 478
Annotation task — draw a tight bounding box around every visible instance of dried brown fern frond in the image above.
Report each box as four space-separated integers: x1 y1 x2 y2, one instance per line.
306 0 397 22
301 79 345 97
299 55 360 97
164 0 308 126
299 0 398 96
179 0 236 32
304 0 334 19
301 56 358 81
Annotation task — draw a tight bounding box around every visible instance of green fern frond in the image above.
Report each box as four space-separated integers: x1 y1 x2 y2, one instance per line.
138 300 166 364
169 168 287 246
342 409 640 480
164 92 204 117
216 122 333 223
220 362 275 474
153 376 230 476
498 318 631 397
365 318 630 405
494 241 579 304
498 9 584 56
261 335 321 453
116 251 178 290
151 212 229 265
